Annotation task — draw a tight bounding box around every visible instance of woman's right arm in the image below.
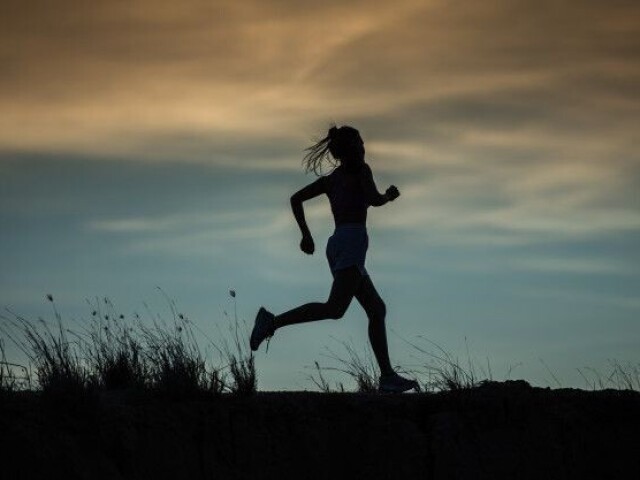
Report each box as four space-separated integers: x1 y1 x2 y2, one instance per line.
290 177 326 254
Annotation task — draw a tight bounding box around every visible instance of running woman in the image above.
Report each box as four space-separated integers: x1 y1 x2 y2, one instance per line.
251 125 419 393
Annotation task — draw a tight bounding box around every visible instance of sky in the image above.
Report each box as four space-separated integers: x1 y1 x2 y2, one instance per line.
1 0 639 390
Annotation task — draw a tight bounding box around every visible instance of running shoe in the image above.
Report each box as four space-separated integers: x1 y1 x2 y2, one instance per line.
379 372 420 393
250 307 275 352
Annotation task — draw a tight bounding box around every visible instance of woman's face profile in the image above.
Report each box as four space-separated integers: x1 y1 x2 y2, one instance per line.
344 133 365 162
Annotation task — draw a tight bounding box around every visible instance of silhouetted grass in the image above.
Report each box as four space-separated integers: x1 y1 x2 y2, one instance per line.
141 319 207 396
313 336 379 392
398 334 492 391
2 294 638 397
75 297 149 391
0 341 14 393
304 361 345 393
312 332 499 393
2 296 89 396
0 339 30 394
309 332 492 394
212 290 256 395
310 335 485 393
0 290 240 398
124 290 204 396
577 360 640 391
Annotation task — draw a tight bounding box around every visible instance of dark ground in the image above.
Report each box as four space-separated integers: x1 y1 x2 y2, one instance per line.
1 381 639 480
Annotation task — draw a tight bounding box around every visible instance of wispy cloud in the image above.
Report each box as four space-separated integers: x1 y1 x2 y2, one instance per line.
1 0 637 160
86 206 295 256
509 256 636 275
88 209 278 233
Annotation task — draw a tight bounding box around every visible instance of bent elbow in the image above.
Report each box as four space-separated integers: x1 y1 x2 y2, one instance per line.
290 194 302 207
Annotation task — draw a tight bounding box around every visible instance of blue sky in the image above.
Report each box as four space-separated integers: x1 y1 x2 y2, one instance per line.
1 0 639 390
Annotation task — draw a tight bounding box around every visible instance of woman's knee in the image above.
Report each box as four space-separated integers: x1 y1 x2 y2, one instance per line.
324 301 349 320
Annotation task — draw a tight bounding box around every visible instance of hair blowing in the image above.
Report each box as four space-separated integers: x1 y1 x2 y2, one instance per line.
302 125 361 176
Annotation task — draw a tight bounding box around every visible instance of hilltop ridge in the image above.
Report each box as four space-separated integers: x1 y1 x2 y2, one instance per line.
1 380 639 479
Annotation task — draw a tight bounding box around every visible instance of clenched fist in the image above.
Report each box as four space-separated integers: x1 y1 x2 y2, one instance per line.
300 234 315 255
385 185 400 201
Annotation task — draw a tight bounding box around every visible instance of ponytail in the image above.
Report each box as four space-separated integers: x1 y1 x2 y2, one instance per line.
302 125 339 176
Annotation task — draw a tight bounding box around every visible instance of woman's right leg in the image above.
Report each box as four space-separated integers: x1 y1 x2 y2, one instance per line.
273 266 362 329
354 274 394 377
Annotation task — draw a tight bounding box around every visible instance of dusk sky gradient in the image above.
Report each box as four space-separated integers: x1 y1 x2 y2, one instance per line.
1 0 639 390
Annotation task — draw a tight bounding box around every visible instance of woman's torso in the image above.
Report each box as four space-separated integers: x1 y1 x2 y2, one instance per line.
323 165 369 227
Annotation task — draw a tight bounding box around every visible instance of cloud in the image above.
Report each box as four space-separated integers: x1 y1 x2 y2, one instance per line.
1 0 637 154
88 209 278 233
0 0 425 152
86 205 295 257
1 0 638 247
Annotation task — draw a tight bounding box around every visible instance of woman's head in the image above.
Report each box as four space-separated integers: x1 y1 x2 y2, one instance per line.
303 125 365 175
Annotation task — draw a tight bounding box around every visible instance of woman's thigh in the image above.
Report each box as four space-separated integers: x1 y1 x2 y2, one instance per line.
327 266 363 312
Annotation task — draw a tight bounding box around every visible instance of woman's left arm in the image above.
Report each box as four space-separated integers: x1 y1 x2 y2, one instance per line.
359 163 399 206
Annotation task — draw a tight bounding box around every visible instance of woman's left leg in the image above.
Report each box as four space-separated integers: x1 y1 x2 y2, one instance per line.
273 266 362 329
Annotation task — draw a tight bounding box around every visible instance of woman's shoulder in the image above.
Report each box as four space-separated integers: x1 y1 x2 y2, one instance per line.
324 163 370 183
356 162 372 177
340 162 370 175
319 167 338 188
324 165 343 180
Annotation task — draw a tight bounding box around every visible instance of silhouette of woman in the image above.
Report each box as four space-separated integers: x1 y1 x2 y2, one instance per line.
251 125 419 393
